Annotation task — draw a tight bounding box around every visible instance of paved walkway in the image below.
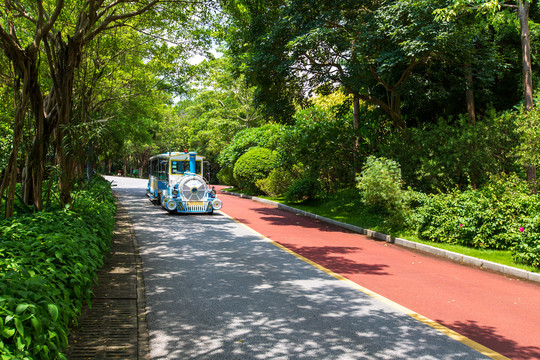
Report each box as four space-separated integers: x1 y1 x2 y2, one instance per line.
66 203 149 360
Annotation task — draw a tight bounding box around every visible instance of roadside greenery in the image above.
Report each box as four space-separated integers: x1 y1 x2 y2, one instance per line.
0 177 115 359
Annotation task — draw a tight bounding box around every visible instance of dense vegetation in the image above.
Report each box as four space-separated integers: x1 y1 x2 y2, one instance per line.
1 1 540 356
0 177 115 359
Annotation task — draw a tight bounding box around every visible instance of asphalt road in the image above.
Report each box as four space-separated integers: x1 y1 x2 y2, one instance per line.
110 176 494 359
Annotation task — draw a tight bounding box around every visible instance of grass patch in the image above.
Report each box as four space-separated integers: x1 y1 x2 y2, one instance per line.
227 187 539 273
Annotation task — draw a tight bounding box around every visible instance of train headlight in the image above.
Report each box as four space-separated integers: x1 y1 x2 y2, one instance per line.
164 199 177 212
211 198 223 210
172 189 179 196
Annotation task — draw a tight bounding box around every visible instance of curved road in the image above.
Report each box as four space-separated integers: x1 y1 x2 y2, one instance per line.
110 176 539 359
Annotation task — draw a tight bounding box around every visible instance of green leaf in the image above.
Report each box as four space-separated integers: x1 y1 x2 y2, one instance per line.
15 303 30 314
2 327 15 338
31 316 42 335
47 304 59 321
14 318 24 337
55 251 63 261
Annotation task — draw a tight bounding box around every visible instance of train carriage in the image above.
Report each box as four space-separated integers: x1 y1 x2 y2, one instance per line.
147 151 222 214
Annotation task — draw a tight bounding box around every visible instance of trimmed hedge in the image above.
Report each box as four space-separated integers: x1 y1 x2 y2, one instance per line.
0 176 116 359
233 147 276 192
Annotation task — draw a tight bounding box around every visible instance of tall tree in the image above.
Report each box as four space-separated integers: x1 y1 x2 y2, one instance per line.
0 0 211 217
439 0 536 186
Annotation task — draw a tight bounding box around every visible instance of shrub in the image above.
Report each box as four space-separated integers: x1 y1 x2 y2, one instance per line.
356 156 407 212
256 167 299 197
414 173 540 251
218 124 287 168
284 177 321 203
217 166 236 186
0 176 116 359
511 215 540 267
277 106 358 192
233 147 276 192
378 112 519 193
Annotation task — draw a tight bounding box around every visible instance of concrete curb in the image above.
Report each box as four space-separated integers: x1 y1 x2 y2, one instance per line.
127 205 151 360
225 191 540 284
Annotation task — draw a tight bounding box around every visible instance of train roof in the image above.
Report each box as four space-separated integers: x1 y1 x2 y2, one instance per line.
149 152 205 161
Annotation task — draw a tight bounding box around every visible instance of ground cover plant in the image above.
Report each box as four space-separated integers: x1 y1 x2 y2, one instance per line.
0 176 115 359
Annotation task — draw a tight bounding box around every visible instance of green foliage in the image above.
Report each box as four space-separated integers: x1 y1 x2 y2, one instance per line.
0 176 115 359
233 147 276 192
356 156 413 228
218 123 287 168
379 112 519 192
356 156 405 211
217 166 237 186
0 116 11 174
514 104 540 168
278 106 357 192
414 173 540 251
284 177 321 203
512 215 540 268
256 167 299 198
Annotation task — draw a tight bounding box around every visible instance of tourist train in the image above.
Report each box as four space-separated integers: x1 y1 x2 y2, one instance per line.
147 151 222 213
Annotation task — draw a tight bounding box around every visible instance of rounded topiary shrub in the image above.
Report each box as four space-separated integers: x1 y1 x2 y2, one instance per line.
233 147 275 192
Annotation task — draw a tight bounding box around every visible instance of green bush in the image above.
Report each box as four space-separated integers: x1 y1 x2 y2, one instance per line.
356 156 407 211
0 176 116 359
218 124 287 168
414 173 540 251
378 112 519 193
284 177 321 203
511 215 540 267
233 147 276 192
277 106 358 192
256 167 299 197
216 166 236 186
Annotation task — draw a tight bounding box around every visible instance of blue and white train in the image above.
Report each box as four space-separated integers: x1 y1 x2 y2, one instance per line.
147 151 222 214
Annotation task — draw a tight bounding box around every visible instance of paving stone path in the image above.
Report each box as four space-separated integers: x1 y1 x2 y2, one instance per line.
66 203 149 360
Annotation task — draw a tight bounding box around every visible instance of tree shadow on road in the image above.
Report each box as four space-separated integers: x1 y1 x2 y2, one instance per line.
437 319 540 360
278 243 390 276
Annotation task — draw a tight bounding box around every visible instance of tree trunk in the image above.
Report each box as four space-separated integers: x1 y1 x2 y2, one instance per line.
465 62 476 125
519 2 533 111
518 2 536 192
0 92 27 218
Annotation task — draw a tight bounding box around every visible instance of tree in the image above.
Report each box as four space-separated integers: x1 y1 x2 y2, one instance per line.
223 0 454 130
0 0 212 217
438 0 533 109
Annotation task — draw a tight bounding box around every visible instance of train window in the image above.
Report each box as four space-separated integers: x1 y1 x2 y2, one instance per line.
158 160 168 180
150 159 157 177
171 161 184 174
179 160 202 175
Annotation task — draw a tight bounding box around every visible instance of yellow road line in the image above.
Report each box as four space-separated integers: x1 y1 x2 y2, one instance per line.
221 210 509 360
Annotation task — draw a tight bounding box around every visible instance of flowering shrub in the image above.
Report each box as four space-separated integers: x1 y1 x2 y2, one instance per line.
511 216 540 268
414 174 540 255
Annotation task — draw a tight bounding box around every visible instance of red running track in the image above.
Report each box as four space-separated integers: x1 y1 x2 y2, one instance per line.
218 189 540 360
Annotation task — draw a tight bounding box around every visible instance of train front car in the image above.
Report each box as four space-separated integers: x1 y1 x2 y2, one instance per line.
159 151 222 214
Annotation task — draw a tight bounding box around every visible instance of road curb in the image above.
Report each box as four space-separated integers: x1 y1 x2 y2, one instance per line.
224 190 540 284
127 204 151 360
